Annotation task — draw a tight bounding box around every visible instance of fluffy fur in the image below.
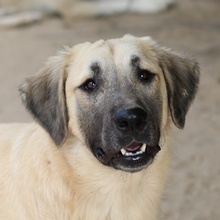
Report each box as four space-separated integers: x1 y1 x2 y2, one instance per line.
0 35 199 220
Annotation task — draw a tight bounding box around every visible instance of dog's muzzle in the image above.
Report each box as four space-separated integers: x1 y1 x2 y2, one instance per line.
94 108 161 172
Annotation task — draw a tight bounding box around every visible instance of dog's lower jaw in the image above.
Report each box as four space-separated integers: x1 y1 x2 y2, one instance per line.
93 142 161 173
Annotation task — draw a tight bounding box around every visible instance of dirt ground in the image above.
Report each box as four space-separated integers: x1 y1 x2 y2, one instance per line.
0 0 219 219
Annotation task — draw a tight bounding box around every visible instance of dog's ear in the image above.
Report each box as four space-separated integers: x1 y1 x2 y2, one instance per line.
19 51 70 146
159 49 200 128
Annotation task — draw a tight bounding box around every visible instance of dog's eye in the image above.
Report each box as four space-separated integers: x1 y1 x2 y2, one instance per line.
139 69 155 82
81 79 97 92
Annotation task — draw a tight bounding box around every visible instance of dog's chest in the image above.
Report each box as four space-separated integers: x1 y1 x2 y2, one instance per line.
62 142 166 220
70 174 158 220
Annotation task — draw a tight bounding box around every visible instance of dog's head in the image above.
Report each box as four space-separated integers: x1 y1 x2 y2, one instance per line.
19 35 199 172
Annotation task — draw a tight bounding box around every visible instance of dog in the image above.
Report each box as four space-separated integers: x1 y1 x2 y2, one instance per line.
0 35 199 220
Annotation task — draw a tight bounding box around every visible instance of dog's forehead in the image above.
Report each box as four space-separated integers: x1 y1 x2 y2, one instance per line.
73 35 156 65
67 36 159 84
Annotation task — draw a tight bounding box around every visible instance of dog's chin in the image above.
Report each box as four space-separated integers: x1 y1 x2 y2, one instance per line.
94 142 161 173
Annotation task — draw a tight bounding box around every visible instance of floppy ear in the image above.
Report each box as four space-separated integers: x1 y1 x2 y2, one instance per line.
159 49 200 128
19 51 70 146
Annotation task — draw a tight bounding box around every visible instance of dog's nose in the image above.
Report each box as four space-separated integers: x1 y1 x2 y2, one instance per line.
114 108 147 134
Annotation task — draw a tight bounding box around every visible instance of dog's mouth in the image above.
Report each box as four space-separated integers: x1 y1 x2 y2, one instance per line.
116 142 151 158
111 142 161 172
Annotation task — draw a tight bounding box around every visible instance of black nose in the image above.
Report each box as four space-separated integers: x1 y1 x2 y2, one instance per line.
114 108 147 134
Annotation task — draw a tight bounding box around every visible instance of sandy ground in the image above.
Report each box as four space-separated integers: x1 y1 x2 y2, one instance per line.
0 0 220 219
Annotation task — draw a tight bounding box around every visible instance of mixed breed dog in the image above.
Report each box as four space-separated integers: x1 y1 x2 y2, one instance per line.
0 35 199 219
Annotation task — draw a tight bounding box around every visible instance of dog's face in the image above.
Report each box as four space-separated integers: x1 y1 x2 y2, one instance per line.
19 35 199 172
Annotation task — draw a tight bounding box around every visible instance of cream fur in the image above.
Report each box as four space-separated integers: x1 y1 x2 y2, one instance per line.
0 123 170 220
0 35 198 220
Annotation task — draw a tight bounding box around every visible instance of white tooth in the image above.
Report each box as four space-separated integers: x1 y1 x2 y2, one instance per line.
135 150 142 155
125 152 133 156
141 144 146 152
121 148 126 155
121 145 146 157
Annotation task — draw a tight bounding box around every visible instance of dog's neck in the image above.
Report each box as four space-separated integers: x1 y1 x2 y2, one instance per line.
60 137 170 220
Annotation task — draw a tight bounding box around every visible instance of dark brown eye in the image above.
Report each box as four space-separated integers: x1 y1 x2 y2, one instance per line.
139 70 155 82
81 79 97 91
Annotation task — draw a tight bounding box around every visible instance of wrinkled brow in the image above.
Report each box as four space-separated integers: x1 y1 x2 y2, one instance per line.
90 62 102 76
130 55 140 68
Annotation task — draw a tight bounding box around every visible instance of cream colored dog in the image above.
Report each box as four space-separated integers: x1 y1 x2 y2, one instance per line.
0 35 199 220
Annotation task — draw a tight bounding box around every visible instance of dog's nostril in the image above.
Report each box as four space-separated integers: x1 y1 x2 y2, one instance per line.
118 120 129 130
136 118 143 129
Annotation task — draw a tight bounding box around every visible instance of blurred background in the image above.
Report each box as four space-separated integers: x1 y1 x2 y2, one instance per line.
0 0 219 219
